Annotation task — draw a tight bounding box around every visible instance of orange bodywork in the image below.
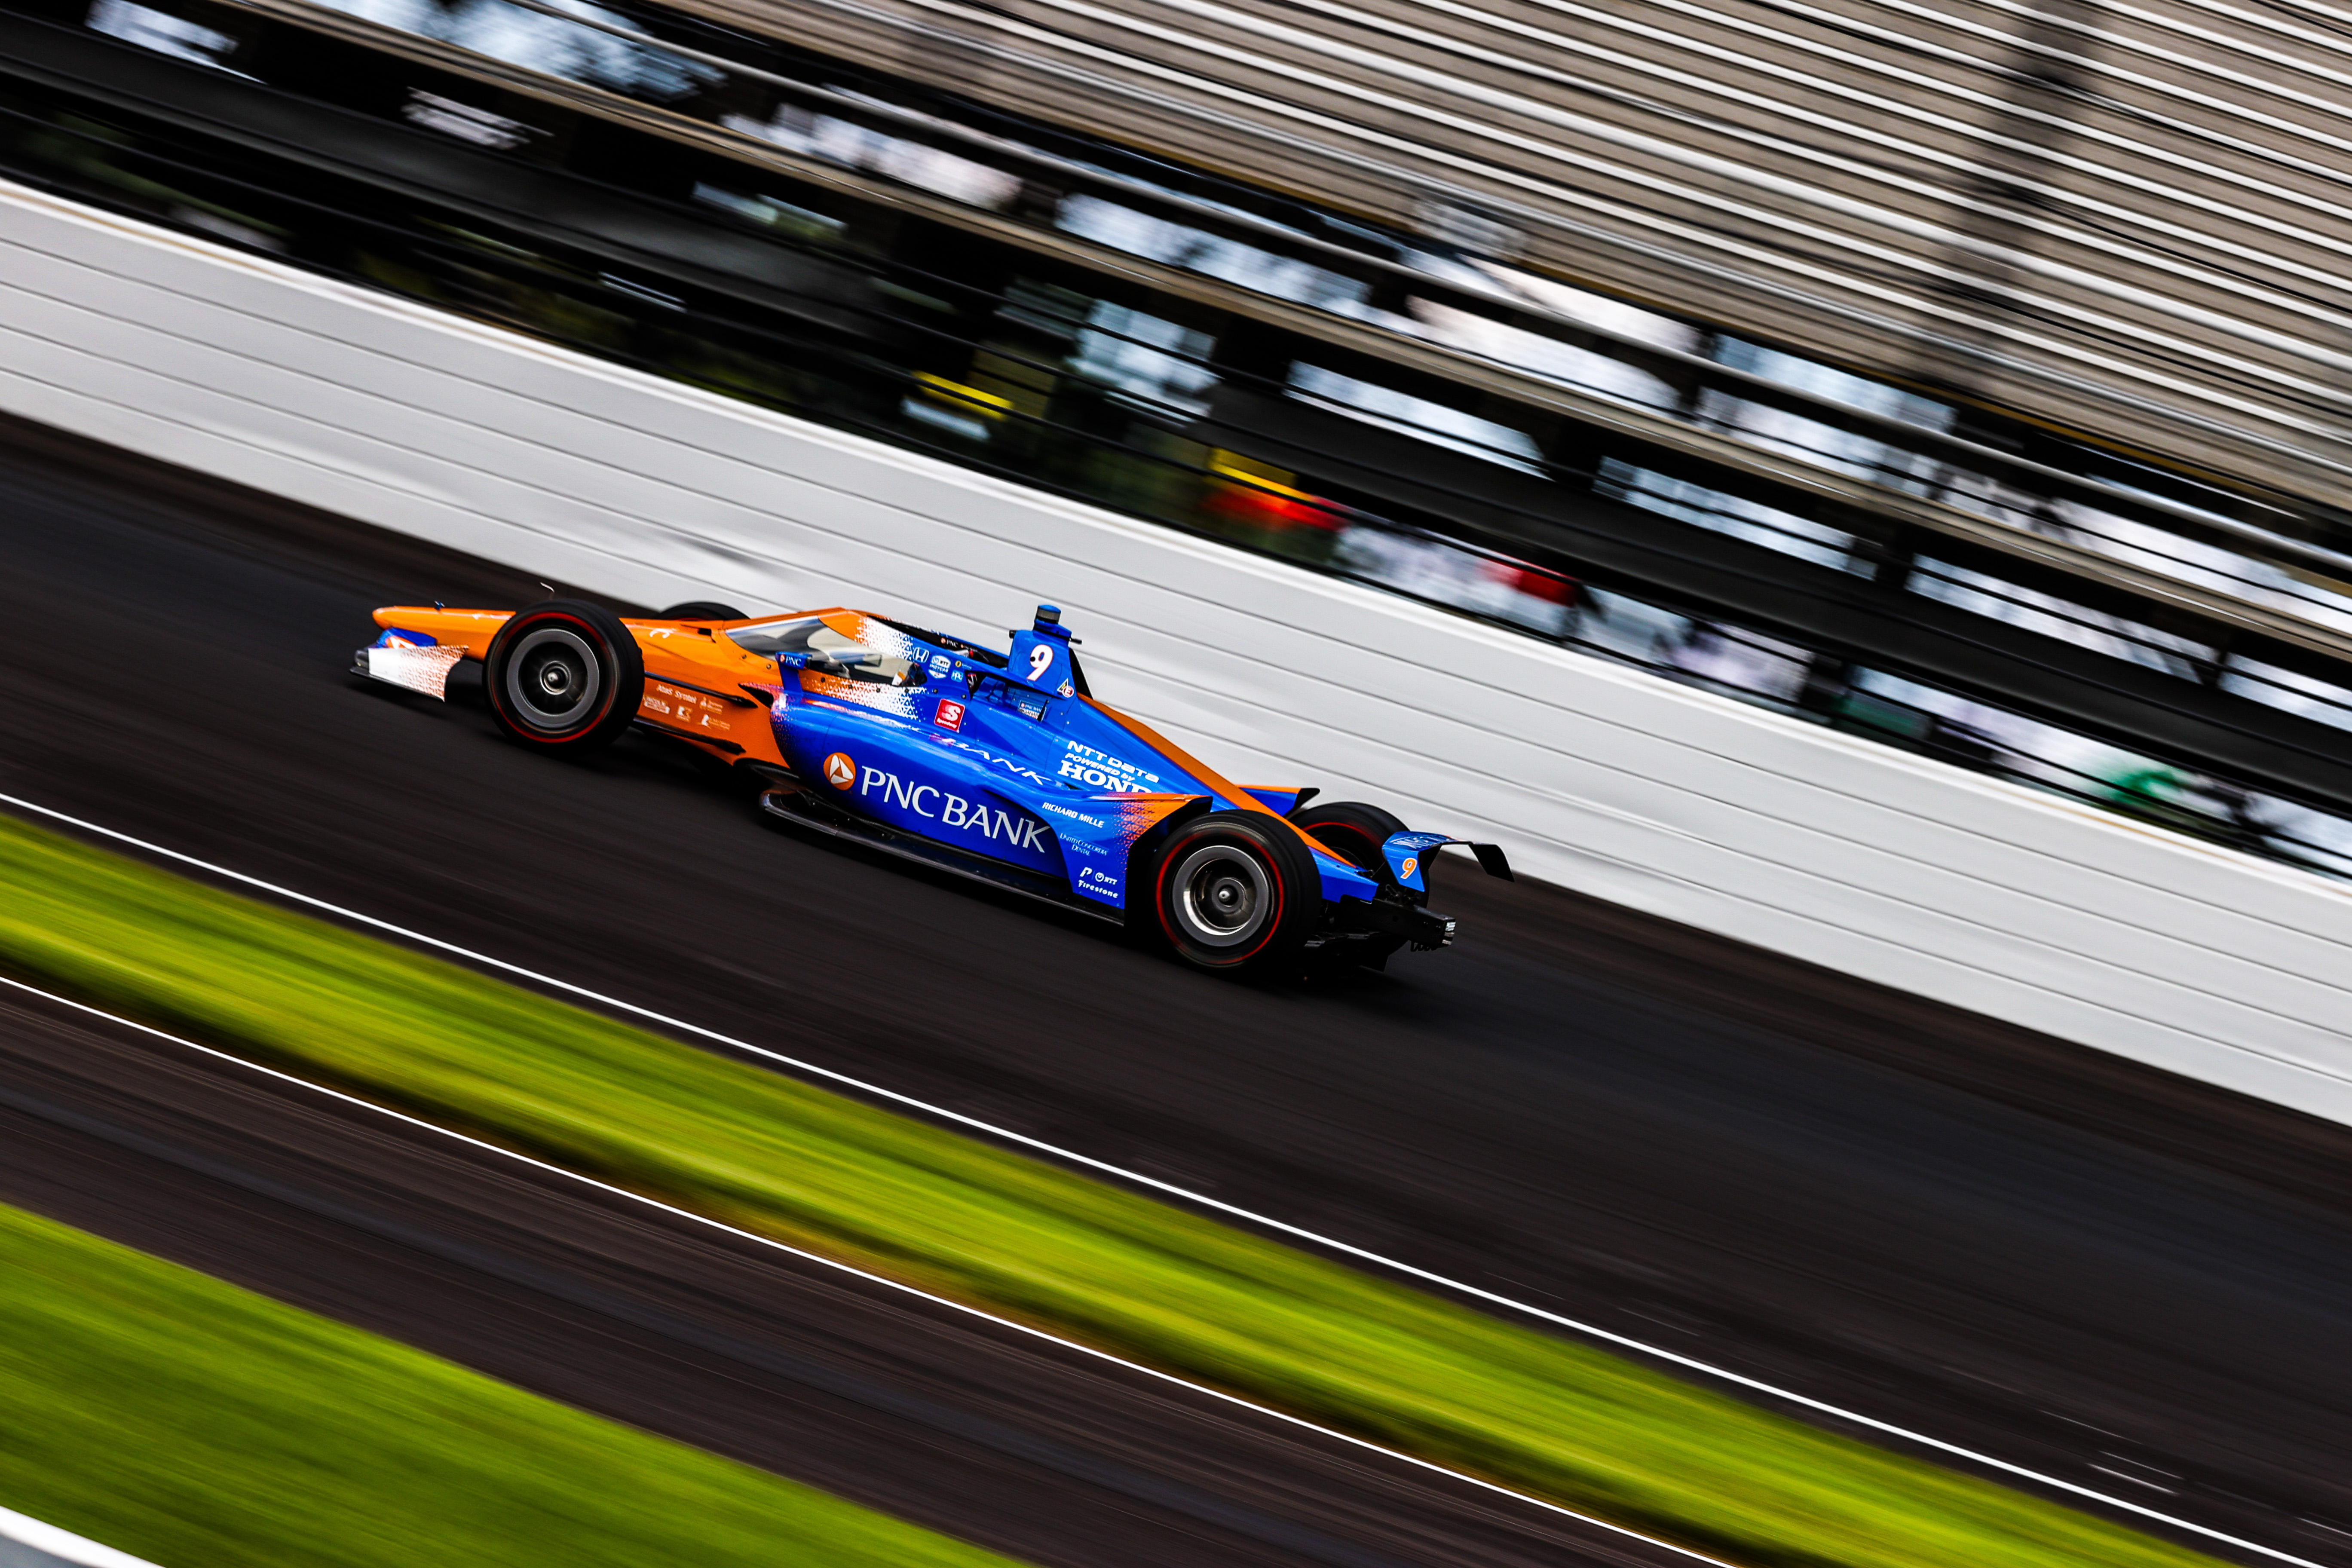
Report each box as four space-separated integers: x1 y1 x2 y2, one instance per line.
369 603 1345 867
371 603 827 770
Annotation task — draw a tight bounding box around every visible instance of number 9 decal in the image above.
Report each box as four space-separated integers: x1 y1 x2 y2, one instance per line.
1027 644 1055 681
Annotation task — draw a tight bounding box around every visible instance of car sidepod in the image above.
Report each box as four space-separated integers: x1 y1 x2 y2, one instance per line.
777 694 1068 879
766 644 1265 916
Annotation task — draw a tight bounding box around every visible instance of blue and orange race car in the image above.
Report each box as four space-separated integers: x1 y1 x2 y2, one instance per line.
355 596 1509 974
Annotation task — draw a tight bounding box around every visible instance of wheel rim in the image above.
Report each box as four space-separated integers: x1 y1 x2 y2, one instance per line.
1170 842 1272 948
505 626 603 731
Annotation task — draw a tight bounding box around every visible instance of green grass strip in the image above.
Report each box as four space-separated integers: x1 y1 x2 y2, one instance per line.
0 1200 1023 1568
0 811 2222 1568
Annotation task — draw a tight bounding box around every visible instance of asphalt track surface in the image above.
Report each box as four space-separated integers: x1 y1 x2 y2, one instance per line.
2 413 2351 1565
0 984 1698 1568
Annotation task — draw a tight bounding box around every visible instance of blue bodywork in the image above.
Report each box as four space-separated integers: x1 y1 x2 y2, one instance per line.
751 605 1396 916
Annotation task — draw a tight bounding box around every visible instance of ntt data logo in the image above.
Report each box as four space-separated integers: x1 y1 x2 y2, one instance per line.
823 752 857 789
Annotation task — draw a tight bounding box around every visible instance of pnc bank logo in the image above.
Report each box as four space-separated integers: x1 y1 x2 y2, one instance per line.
823 752 857 789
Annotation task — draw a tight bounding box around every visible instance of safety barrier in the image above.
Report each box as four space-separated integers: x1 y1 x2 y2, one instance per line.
2 177 2348 1122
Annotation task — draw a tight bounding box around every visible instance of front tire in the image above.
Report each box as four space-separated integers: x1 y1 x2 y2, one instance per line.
484 599 643 752
1151 815 1321 972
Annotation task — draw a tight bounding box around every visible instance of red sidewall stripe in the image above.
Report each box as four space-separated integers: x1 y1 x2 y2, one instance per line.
493 612 624 744
1154 825 1289 966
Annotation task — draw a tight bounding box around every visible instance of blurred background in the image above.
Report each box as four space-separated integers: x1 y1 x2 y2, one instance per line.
2 0 2352 1563
8 0 2352 868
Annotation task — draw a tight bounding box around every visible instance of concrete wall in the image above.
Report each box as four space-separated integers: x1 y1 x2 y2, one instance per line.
3 177 2348 1121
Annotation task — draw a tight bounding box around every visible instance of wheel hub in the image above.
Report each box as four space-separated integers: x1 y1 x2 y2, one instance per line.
504 626 603 731
1170 843 1272 947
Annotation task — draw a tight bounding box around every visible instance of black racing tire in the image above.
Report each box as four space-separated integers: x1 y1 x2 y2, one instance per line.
1289 800 1409 889
659 601 749 621
484 598 643 752
1150 813 1322 973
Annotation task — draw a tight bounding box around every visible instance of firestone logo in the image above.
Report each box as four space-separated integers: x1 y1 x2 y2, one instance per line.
824 752 857 789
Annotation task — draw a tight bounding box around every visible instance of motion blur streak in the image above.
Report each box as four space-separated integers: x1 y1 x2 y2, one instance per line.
0 971 1737 1568
689 0 2352 493
0 786 2323 1568
4 420 2349 1562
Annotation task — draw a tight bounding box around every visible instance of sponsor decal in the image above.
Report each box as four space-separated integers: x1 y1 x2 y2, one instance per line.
1036 800 1109 829
1399 855 1418 880
928 653 952 679
856 765 1052 851
935 698 967 732
1057 741 1164 793
823 752 857 789
930 735 1054 788
1056 680 1075 698
1074 864 1121 895
649 683 732 730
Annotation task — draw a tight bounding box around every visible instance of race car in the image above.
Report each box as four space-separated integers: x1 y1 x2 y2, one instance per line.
353 596 1510 973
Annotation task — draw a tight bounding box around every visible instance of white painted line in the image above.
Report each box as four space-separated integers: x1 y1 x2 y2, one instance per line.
0 970 1738 1568
0 1505 162 1568
0 791 2321 1568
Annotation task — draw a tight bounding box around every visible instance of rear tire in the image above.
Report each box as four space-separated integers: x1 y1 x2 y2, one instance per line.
1151 814 1321 973
1289 801 1408 889
1291 799 1414 973
659 601 748 620
484 599 643 752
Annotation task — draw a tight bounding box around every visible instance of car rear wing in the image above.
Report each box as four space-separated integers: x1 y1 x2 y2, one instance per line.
1380 832 1513 893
